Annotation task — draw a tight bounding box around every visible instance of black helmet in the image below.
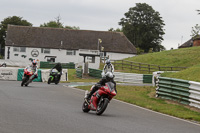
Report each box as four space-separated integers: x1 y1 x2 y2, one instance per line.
105 72 113 81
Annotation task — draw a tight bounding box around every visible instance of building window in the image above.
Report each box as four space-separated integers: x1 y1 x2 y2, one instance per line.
13 47 26 52
41 48 50 54
66 50 76 55
13 47 19 52
20 47 26 52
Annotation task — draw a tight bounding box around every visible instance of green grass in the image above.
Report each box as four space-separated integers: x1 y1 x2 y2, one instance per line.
65 69 99 83
161 64 200 82
77 85 200 122
112 46 200 81
126 46 200 67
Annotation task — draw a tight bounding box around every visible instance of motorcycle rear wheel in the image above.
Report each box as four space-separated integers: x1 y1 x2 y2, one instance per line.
96 98 109 115
82 101 90 113
55 80 59 84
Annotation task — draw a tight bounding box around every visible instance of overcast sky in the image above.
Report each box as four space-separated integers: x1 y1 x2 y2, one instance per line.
0 0 200 50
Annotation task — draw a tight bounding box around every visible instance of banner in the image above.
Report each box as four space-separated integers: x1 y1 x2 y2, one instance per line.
0 67 18 80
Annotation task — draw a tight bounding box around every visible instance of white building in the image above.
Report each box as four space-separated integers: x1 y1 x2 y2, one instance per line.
5 25 137 69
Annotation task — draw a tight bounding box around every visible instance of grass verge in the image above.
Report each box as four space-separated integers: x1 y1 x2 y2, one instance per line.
64 69 99 83
77 85 200 123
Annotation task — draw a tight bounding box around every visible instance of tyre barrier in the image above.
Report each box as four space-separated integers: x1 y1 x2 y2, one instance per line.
156 77 200 109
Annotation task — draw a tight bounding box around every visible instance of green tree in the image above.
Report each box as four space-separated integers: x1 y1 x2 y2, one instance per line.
40 21 64 28
191 24 200 39
0 16 32 55
40 16 80 30
119 3 165 52
108 28 123 32
40 15 64 28
65 25 80 30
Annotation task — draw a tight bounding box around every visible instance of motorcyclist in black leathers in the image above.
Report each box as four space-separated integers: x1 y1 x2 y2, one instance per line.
86 72 117 101
51 63 62 81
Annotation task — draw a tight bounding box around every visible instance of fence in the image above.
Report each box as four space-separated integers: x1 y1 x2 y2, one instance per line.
40 61 75 69
156 77 200 109
112 60 187 73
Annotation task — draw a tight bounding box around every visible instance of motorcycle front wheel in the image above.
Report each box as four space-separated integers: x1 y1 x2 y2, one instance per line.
21 76 28 86
96 98 109 115
82 101 90 113
47 77 51 84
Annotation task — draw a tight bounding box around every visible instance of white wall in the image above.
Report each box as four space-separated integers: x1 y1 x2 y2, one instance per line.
5 46 135 68
5 47 101 68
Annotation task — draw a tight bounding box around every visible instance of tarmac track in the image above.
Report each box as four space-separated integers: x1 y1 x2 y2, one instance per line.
0 80 199 133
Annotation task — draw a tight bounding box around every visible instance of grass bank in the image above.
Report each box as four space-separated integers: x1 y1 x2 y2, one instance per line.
111 46 200 82
126 46 200 67
77 85 200 122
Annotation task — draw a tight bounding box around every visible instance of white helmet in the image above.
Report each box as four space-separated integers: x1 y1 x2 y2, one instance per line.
105 72 113 81
106 59 111 65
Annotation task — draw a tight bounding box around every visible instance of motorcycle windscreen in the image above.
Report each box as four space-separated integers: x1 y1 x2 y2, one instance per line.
105 82 115 92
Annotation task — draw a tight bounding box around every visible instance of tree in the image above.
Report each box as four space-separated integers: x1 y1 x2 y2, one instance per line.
119 3 165 52
108 28 123 32
40 16 80 30
40 21 64 28
65 25 80 30
0 16 32 55
191 24 200 39
40 15 64 28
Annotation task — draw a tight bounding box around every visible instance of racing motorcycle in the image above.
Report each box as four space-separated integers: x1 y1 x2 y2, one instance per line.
21 67 35 87
82 82 117 115
47 69 61 85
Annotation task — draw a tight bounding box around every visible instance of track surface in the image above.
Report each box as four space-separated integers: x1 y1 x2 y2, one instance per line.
0 81 199 133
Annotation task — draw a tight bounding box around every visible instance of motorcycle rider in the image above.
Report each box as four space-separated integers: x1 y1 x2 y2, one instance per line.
25 60 38 82
51 63 62 81
102 59 114 77
85 72 117 102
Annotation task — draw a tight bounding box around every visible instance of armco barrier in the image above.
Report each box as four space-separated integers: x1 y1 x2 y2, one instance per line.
76 68 83 78
89 68 102 78
114 72 143 84
88 69 153 84
156 77 200 109
143 74 153 83
188 81 200 108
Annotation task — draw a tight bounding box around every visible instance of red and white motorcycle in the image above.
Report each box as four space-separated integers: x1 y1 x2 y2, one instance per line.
21 67 35 87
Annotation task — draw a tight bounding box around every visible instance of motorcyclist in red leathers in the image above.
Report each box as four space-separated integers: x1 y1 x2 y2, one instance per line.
25 60 38 81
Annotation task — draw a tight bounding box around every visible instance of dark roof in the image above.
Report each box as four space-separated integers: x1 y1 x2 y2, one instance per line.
178 38 193 48
178 35 200 48
5 25 137 54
